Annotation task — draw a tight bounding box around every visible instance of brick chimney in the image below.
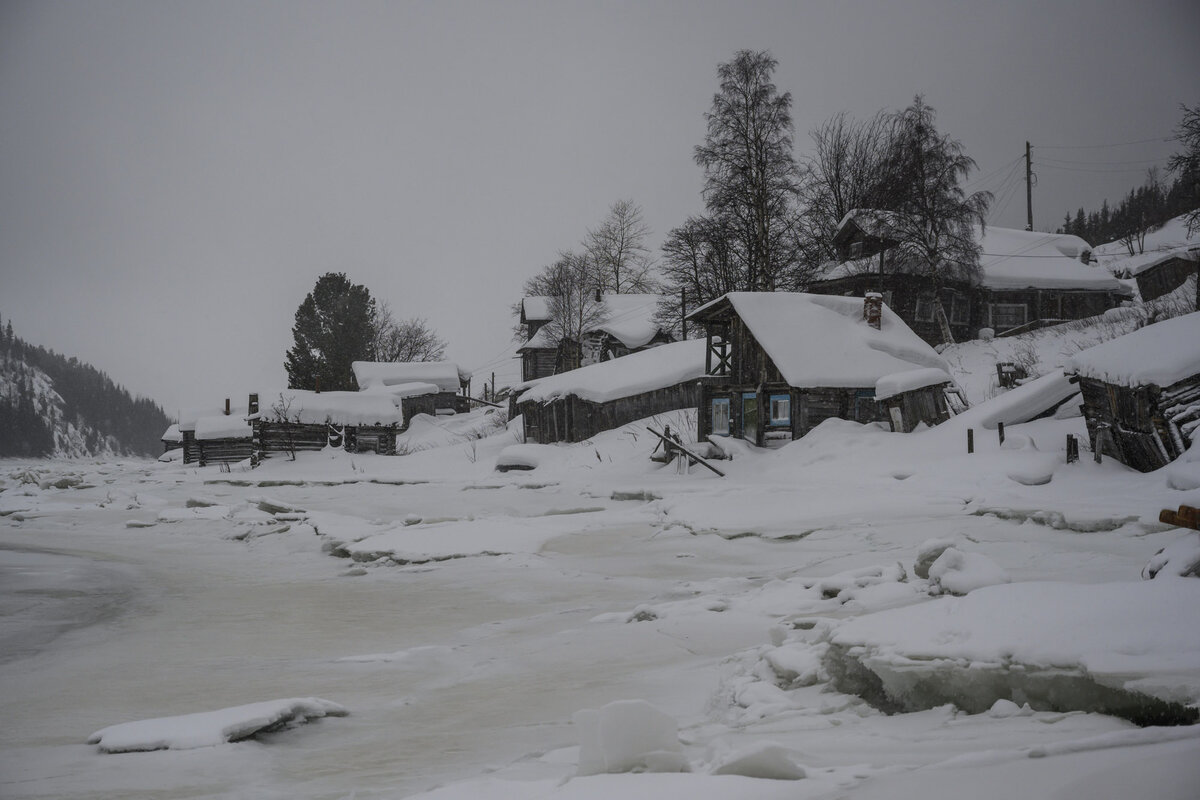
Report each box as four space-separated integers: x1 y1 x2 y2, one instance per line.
248 393 259 415
864 292 883 330
224 397 231 415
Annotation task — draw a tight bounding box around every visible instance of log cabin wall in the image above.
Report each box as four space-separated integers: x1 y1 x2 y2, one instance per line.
181 431 200 464
878 386 951 433
1074 376 1198 472
197 438 254 467
518 382 700 444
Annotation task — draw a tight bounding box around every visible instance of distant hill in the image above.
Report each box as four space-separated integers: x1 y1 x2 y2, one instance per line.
0 317 171 458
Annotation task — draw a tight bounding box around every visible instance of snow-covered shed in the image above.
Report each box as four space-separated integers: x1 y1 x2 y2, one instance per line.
513 338 705 444
161 423 182 453
177 401 247 465
1107 247 1199 304
351 360 472 421
686 292 956 445
810 210 1132 344
193 414 254 467
250 389 406 456
516 293 677 382
1066 311 1200 472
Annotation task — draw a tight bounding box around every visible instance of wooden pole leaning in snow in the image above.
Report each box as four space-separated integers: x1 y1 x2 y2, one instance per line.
646 426 725 477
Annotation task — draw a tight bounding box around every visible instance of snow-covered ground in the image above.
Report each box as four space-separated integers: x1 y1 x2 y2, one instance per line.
3 328 1200 799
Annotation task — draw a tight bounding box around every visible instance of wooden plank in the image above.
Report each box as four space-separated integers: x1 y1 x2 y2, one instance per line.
646 426 724 477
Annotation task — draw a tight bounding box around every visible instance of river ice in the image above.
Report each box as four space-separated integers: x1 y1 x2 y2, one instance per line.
2 404 1199 798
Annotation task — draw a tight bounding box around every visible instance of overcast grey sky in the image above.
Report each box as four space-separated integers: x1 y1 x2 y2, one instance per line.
2 0 1197 415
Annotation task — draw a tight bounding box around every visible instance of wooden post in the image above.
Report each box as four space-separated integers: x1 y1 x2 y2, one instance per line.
680 288 688 340
1066 434 1078 463
967 428 974 454
997 421 1005 445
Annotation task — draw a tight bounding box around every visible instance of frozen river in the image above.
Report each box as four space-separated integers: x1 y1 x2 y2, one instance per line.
0 467 786 798
2 439 1198 799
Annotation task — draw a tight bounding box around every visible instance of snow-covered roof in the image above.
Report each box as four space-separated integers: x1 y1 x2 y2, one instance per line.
518 294 668 350
875 367 954 401
161 423 182 442
515 339 706 405
178 404 246 432
1065 311 1200 388
521 296 552 322
1102 245 1200 278
358 381 442 399
978 227 1122 291
252 389 404 426
835 209 908 242
351 361 470 393
818 225 1127 292
194 415 252 441
688 292 949 389
516 326 556 352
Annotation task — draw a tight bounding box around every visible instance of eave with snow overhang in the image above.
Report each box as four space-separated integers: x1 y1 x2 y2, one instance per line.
515 293 677 382
686 292 958 444
1065 311 1200 472
513 338 706 444
810 212 1132 345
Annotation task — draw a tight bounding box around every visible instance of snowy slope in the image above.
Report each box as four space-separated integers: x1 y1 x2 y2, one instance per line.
0 353 121 458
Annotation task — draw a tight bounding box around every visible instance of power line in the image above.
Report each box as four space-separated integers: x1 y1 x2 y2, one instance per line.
964 153 1024 190
1038 163 1165 175
1038 156 1168 167
1036 136 1170 149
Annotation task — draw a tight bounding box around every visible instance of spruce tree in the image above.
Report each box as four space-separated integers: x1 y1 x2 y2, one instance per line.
285 273 378 392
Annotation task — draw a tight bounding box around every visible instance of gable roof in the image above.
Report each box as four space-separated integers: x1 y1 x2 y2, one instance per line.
687 292 949 389
351 361 470 394
518 293 669 350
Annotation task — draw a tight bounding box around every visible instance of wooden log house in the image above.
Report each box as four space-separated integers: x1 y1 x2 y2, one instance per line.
686 292 957 446
351 361 473 424
516 293 677 382
1066 311 1200 472
1109 248 1199 304
161 423 182 453
250 389 405 458
514 338 705 444
807 210 1132 344
177 400 245 465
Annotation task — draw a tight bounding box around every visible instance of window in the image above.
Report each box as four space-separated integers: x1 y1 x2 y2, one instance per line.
989 303 1027 331
949 292 970 325
769 394 790 425
710 398 730 436
914 294 936 322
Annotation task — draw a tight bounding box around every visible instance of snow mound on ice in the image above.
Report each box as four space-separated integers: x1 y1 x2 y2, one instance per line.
913 538 955 579
927 547 1009 595
825 580 1200 725
87 697 347 753
708 741 807 780
1143 533 1200 579
573 699 688 776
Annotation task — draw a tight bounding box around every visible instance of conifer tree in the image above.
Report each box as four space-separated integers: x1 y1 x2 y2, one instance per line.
285 273 377 392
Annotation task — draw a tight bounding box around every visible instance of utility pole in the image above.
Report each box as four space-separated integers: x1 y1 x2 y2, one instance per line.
1025 141 1034 231
680 288 687 340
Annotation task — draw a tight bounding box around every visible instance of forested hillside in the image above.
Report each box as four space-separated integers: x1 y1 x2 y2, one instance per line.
0 316 171 458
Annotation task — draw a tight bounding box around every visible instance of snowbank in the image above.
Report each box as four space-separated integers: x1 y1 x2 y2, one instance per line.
573 699 687 775
827 579 1200 720
87 697 348 752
